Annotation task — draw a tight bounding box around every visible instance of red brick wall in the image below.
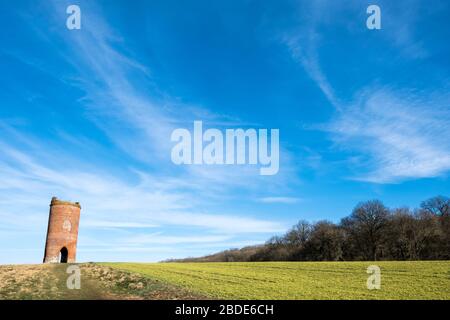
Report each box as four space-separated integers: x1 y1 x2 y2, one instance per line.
43 198 81 263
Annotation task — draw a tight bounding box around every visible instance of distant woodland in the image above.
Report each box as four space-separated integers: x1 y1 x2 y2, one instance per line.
170 196 450 262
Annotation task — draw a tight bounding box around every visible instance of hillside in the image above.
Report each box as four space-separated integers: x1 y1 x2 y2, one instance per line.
165 245 265 262
0 263 206 300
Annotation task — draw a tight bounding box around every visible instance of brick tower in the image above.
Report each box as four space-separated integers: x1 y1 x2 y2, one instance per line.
43 197 81 263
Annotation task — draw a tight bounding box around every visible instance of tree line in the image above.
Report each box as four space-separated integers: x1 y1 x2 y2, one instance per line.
172 195 449 262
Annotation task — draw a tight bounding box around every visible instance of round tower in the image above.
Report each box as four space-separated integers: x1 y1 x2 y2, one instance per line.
43 197 81 263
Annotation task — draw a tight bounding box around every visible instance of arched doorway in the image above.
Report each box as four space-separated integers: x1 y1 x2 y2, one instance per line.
60 247 68 263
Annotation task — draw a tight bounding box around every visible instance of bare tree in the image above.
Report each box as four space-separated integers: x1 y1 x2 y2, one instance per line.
421 196 450 259
304 221 344 261
284 220 312 246
421 196 450 217
385 208 416 260
341 200 389 261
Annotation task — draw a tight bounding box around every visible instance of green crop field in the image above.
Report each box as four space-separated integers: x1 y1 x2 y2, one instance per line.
1 261 449 299
105 261 450 299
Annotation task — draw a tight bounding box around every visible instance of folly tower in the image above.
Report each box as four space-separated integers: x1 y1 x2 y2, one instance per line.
43 197 81 263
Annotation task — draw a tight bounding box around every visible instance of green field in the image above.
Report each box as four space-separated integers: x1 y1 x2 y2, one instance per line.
105 261 450 299
1 261 449 300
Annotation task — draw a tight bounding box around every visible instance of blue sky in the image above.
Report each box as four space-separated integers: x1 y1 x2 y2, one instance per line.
0 0 449 263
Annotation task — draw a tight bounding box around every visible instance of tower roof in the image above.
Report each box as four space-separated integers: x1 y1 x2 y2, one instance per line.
50 197 81 209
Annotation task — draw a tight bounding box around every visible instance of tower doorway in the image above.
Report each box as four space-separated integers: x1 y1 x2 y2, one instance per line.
60 247 68 263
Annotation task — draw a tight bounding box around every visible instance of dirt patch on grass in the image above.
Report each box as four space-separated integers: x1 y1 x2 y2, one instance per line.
0 264 61 299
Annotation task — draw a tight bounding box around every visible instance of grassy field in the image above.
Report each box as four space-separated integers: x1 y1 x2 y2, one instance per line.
1 261 448 299
105 261 450 299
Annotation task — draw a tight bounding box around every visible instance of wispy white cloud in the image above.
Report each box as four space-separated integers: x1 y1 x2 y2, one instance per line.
327 88 450 183
279 0 347 111
124 233 232 245
283 33 341 111
281 1 450 183
42 0 298 189
258 197 302 204
83 221 159 229
0 128 285 234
